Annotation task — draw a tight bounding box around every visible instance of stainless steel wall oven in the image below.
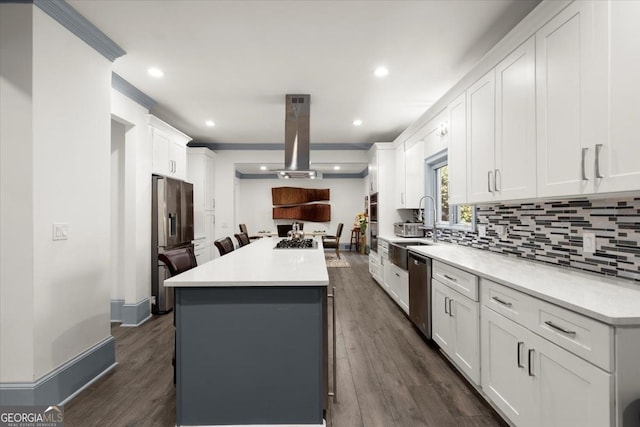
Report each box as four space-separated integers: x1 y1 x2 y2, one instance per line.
369 193 378 252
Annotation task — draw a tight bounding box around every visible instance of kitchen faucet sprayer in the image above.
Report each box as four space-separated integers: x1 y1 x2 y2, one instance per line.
417 195 438 243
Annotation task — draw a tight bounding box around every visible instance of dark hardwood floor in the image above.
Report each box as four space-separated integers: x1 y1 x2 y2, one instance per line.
64 251 506 427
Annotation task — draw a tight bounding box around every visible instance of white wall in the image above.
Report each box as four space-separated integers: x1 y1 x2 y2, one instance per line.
110 90 152 307
110 121 126 302
237 178 366 238
0 2 36 382
214 149 368 240
0 4 113 382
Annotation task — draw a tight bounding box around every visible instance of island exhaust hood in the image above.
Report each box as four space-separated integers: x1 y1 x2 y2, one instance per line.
276 94 321 179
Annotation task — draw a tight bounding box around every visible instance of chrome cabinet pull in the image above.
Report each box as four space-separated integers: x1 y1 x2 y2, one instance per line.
544 320 577 336
528 349 535 377
444 296 449 315
495 169 500 192
595 144 603 179
581 147 589 180
327 287 337 401
517 341 524 368
492 296 512 307
443 274 457 282
488 170 493 192
448 298 454 317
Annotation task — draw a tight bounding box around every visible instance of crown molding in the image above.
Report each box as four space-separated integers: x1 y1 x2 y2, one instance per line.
190 142 373 151
112 73 156 109
1 0 126 61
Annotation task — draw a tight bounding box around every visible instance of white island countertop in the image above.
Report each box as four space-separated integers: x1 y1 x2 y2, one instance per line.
409 243 640 326
165 236 329 287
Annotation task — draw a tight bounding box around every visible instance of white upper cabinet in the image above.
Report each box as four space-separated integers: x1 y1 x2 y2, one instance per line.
368 147 378 194
495 36 537 201
467 37 536 204
466 70 496 203
536 1 598 197
395 143 406 208
149 115 191 181
447 93 467 205
592 0 640 193
404 137 426 209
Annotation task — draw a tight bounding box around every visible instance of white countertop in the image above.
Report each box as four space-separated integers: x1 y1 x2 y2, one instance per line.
165 236 329 287
406 243 640 326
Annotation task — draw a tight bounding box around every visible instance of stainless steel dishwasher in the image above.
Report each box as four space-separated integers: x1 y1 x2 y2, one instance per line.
408 251 432 339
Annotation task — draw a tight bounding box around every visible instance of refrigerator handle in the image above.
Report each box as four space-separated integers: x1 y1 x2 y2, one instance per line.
169 213 177 237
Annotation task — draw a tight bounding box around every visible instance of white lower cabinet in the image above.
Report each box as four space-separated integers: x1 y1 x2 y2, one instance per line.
481 300 613 427
432 278 480 385
368 251 382 285
384 262 408 314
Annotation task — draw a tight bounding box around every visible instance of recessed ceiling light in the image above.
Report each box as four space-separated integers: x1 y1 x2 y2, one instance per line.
353 119 363 126
205 120 215 127
260 166 267 171
333 165 341 170
148 67 164 78
374 66 389 78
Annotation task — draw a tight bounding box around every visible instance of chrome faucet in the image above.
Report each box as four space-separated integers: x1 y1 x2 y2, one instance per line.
417 195 438 243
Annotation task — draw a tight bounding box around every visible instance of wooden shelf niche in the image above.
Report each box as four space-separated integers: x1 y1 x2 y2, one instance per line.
272 187 331 222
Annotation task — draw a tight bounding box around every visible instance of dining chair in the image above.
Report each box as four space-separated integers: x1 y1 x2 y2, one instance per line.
234 232 251 247
214 237 235 256
239 224 260 240
277 224 294 237
158 247 198 385
322 223 344 258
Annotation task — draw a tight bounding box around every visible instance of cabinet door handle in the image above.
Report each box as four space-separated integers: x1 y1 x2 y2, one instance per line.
443 274 457 282
444 296 449 314
544 320 577 336
516 341 524 368
494 169 500 192
528 349 535 377
487 170 493 192
448 298 454 317
327 287 337 401
581 147 589 180
395 272 400 277
492 296 512 307
595 144 603 179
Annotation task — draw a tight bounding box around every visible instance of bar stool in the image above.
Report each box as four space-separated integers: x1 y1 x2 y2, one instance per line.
349 227 361 252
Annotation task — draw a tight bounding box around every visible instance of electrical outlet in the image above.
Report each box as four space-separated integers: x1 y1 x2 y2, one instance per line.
583 232 596 254
478 225 487 238
495 225 508 240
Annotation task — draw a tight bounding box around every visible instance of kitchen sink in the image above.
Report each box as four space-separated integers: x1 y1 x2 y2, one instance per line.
389 241 431 270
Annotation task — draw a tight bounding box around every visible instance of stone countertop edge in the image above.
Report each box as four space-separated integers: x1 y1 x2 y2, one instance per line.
164 236 330 288
404 242 640 326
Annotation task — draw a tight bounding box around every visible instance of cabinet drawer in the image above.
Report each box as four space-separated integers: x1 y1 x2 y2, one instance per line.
433 260 478 301
534 298 613 372
481 279 537 327
482 279 613 371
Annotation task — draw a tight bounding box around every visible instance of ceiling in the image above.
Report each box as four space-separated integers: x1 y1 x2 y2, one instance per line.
69 0 540 150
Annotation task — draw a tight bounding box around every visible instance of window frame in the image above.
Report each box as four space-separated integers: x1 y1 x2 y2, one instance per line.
424 150 476 232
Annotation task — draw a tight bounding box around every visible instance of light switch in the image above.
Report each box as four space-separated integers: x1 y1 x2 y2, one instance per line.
583 232 596 254
478 225 487 238
52 223 68 241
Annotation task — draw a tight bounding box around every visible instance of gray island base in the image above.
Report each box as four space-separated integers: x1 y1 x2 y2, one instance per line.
165 237 330 426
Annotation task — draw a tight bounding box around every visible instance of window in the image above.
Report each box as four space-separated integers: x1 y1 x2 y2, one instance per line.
425 152 475 231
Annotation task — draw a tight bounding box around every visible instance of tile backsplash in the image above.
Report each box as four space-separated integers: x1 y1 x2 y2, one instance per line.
436 195 640 282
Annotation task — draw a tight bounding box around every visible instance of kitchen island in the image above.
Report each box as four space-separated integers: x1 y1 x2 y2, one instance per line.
165 236 330 427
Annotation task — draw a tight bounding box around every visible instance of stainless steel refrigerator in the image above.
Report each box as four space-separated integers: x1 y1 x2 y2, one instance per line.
152 175 194 314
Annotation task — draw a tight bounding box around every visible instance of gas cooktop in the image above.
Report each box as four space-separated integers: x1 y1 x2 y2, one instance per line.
274 238 318 249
